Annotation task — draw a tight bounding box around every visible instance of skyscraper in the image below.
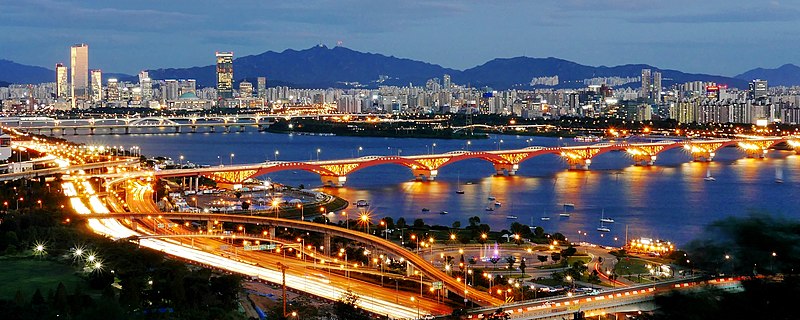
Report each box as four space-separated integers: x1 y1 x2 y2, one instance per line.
750 79 768 100
652 71 662 103
640 69 651 99
216 52 234 99
55 63 68 99
107 79 119 101
257 77 266 99
443 74 451 89
90 69 102 102
239 81 253 98
70 44 89 105
164 79 179 100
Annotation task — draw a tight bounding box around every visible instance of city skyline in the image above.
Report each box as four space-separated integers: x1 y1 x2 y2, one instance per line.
1 1 799 76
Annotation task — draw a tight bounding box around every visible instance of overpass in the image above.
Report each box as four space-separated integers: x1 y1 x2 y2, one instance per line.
75 211 505 307
465 277 742 319
0 158 139 181
151 137 799 186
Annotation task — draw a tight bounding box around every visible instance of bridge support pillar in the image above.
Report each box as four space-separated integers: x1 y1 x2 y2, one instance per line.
632 155 657 166
239 125 245 132
190 125 197 133
566 159 591 170
175 126 181 133
125 127 130 134
692 152 714 162
320 175 346 187
89 127 94 135
269 227 276 240
493 163 518 176
224 125 230 133
412 169 438 181
323 234 331 256
257 124 266 132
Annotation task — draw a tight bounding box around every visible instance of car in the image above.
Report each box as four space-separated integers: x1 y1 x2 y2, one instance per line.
422 314 435 320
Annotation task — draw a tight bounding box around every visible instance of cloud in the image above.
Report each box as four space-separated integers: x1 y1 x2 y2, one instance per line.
628 3 800 24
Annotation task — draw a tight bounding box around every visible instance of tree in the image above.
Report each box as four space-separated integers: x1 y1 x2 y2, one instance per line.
537 255 548 265
561 246 577 257
519 258 527 275
396 217 407 229
452 221 461 229
31 288 45 305
468 216 481 227
241 201 250 210
413 218 426 228
551 252 561 264
533 226 545 238
505 256 516 270
335 290 369 320
490 257 501 266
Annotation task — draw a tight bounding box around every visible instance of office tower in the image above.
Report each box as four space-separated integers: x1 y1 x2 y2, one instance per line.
107 79 120 101
257 77 266 98
215 52 234 99
70 44 89 105
141 77 153 101
164 80 179 100
750 79 768 100
55 63 68 99
138 71 149 84
239 81 253 98
443 74 451 89
90 69 102 102
652 71 662 102
640 69 651 99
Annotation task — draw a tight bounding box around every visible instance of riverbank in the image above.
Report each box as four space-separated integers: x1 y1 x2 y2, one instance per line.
267 118 489 140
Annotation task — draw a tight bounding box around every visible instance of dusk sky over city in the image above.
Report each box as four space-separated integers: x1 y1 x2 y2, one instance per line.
3 0 800 75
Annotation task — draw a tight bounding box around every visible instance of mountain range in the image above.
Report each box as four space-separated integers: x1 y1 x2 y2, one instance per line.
1 46 798 90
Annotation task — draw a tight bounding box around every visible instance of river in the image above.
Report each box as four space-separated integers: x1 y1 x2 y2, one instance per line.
68 128 800 247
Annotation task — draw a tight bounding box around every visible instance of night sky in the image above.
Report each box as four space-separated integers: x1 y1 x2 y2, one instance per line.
2 0 798 75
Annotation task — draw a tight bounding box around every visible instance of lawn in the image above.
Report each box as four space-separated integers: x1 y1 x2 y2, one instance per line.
0 258 88 299
613 257 653 275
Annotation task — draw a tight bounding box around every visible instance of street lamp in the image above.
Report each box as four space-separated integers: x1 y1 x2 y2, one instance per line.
360 214 370 234
410 296 420 319
357 146 363 157
341 211 349 229
432 143 436 154
229 153 235 165
274 150 279 161
297 204 303 221
316 148 321 161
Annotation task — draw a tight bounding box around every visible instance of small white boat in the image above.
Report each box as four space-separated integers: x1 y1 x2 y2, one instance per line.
563 203 575 208
775 167 784 184
704 168 715 181
494 201 502 207
488 196 496 201
356 199 370 207
421 208 430 212
439 211 448 215
540 216 551 221
485 207 494 212
456 190 465 194
600 210 614 223
597 226 611 232
559 212 571 217
506 215 518 220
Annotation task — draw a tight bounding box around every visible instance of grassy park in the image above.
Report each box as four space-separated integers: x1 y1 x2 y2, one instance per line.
0 257 88 299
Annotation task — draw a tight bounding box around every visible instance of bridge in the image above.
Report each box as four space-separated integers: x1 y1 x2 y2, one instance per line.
0 114 387 136
0 158 139 182
152 137 800 186
76 211 505 307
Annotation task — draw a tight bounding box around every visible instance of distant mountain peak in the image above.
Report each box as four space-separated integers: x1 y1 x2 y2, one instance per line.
735 64 800 86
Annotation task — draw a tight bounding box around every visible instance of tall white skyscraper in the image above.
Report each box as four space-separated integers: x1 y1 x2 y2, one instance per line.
70 44 89 107
653 71 662 102
640 69 651 99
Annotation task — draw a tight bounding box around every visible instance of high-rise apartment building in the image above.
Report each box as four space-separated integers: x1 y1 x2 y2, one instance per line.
55 63 68 99
90 69 102 102
443 74 451 89
257 77 266 99
70 44 89 105
216 52 234 99
652 71 662 102
640 69 651 99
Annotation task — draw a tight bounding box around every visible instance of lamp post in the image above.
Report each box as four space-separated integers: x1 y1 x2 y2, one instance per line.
297 238 305 262
274 150 279 161
341 211 349 229
432 143 436 154
360 214 370 234
410 296 420 319
297 204 303 221
229 153 234 165
357 146 363 157
316 148 321 161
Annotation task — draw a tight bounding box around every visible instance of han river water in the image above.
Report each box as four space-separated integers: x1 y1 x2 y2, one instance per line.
69 128 800 247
